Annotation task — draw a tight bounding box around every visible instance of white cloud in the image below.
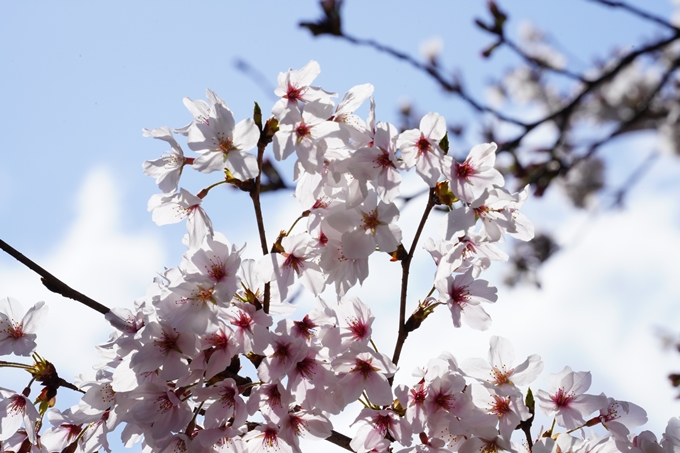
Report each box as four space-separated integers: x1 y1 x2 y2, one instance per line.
0 166 166 382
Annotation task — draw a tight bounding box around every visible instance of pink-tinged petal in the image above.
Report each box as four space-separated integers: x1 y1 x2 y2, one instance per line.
335 83 374 115
565 370 591 395
226 151 259 180
232 118 260 151
213 102 236 136
186 206 213 250
510 354 544 386
193 152 225 173
489 336 515 370
20 301 47 334
374 223 401 254
460 303 492 331
440 207 476 240
341 229 375 259
297 263 325 296
469 142 497 165
419 112 446 140
460 358 493 381
415 148 443 187
570 393 608 418
294 60 321 88
364 372 393 406
272 125 297 161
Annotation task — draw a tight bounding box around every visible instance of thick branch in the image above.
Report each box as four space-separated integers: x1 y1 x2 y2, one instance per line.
0 239 110 315
326 430 353 451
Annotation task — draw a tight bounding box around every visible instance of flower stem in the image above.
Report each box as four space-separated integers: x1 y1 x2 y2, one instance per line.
250 142 271 313
196 179 228 199
391 188 436 370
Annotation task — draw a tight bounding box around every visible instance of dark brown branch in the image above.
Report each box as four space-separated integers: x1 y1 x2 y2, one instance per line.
326 429 353 451
337 32 530 128
245 420 353 451
0 239 110 315
500 38 586 82
391 189 436 369
579 54 680 162
500 29 680 155
586 0 680 33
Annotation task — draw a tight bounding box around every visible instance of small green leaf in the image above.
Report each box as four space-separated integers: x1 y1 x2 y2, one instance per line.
253 102 263 130
525 387 535 414
439 132 449 155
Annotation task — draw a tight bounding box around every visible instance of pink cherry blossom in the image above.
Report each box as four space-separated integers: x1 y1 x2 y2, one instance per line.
142 126 187 193
444 142 505 203
0 297 47 357
397 112 447 186
536 366 608 430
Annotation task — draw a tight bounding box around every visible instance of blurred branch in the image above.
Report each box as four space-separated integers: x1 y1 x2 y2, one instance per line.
500 38 586 81
579 54 680 162
234 59 278 100
609 150 659 208
0 239 110 315
586 0 680 33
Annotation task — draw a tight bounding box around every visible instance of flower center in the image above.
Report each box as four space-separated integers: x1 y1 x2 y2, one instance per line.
551 388 574 408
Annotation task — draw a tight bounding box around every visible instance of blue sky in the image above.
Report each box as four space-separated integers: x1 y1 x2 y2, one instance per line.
1 0 680 449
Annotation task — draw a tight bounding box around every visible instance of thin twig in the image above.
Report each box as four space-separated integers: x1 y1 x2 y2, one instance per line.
339 32 530 127
610 150 660 208
501 37 586 82
251 141 271 313
586 0 680 33
579 54 680 162
500 29 680 155
391 188 436 368
0 239 110 315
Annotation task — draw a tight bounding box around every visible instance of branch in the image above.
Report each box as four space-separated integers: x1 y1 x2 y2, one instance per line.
586 0 680 33
335 32 530 127
579 54 680 162
245 420 353 451
500 37 586 82
326 429 353 451
500 29 680 155
391 188 436 368
0 239 110 315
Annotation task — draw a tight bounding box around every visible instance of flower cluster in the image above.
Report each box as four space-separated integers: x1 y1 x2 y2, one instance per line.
0 61 675 453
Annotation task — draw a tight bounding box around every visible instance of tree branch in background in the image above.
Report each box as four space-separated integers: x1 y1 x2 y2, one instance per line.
299 0 680 198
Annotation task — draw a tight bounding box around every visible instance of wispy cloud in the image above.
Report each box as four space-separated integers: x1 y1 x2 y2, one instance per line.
0 166 166 381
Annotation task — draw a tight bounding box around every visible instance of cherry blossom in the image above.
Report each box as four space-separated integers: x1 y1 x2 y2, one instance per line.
147 188 213 249
0 297 47 357
444 143 505 203
536 366 608 430
397 112 447 186
435 269 498 330
0 60 670 453
142 126 187 193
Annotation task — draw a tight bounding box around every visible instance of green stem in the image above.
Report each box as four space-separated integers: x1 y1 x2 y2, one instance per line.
197 180 228 199
286 214 306 237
